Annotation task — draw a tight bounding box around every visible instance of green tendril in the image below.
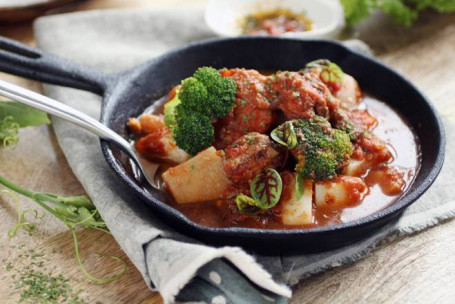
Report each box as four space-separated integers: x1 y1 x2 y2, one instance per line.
2 190 43 238
0 116 20 147
0 175 128 283
70 228 128 284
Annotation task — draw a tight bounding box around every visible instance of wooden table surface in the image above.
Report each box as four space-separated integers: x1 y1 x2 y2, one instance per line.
0 1 454 303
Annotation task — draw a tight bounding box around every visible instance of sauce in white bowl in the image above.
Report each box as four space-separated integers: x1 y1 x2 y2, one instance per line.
205 0 345 38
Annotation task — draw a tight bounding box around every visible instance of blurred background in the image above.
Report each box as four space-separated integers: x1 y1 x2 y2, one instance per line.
0 0 207 43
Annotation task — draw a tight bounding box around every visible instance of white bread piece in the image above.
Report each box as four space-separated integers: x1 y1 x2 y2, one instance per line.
162 147 231 204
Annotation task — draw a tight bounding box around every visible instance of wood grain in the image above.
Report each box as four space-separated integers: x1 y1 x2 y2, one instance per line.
0 2 454 303
0 0 83 23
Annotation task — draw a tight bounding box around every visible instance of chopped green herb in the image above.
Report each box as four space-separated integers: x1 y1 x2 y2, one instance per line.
0 176 127 284
245 135 255 145
32 261 45 268
15 269 85 304
32 252 45 259
6 249 86 304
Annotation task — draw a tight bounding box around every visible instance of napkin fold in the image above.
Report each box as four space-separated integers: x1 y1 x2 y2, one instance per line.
32 7 454 304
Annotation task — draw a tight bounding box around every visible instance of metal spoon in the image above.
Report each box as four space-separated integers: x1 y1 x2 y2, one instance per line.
0 79 160 188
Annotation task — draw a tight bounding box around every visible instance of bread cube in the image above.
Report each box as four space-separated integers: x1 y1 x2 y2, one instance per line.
162 147 231 204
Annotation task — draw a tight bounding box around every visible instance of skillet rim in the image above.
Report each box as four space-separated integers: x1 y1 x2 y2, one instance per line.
99 37 446 237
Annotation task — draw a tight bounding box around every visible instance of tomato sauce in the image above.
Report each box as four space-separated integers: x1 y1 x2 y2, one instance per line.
242 8 313 36
163 96 420 229
132 68 420 230
135 130 168 159
337 97 420 224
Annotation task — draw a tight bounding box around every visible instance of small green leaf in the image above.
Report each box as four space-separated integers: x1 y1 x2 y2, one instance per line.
251 168 283 209
340 0 372 27
306 59 344 86
0 101 50 127
57 195 94 209
235 194 261 214
295 174 305 201
271 121 297 149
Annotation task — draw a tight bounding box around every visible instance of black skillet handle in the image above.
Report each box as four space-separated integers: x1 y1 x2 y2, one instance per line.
0 36 112 95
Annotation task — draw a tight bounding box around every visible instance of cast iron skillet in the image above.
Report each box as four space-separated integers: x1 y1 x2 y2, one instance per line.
0 36 445 253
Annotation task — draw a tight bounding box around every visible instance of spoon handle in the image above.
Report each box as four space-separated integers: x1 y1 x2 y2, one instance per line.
0 79 141 171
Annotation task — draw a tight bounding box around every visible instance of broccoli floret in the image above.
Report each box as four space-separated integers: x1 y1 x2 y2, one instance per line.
179 67 237 118
163 92 181 128
272 116 353 180
173 104 214 155
164 67 237 154
193 66 221 87
179 77 208 111
332 128 353 162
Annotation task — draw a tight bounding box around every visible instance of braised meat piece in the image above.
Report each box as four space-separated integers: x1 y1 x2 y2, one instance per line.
352 132 393 165
365 166 405 196
215 69 276 149
265 69 332 120
347 109 378 130
264 69 363 138
222 133 282 184
128 114 190 164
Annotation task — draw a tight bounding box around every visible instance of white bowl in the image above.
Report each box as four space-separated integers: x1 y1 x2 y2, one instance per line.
205 0 345 39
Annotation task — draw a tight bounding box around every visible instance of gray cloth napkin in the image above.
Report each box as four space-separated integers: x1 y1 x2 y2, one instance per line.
32 7 455 304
